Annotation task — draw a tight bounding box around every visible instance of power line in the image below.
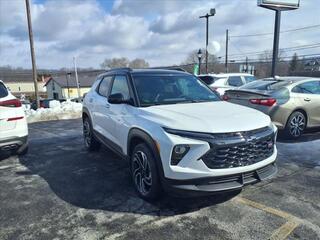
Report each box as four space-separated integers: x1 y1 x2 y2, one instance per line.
230 24 320 38
224 43 320 58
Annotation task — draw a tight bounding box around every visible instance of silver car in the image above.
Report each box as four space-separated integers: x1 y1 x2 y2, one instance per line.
224 77 320 139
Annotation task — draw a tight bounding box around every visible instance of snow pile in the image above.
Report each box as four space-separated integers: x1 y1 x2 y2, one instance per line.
25 100 82 123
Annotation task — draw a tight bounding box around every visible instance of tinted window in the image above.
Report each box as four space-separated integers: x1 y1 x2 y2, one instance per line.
111 75 130 99
227 76 243 87
98 76 113 97
132 74 220 107
198 76 215 85
292 81 320 94
0 82 8 98
244 76 256 83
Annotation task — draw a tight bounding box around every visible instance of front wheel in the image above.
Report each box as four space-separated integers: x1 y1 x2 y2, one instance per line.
130 143 161 201
284 111 306 139
83 117 100 151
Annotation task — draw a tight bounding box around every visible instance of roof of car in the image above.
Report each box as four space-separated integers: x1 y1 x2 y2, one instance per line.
214 73 254 77
262 76 319 82
103 68 190 75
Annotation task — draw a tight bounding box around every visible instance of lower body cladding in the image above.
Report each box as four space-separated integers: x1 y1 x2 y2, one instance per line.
160 126 278 196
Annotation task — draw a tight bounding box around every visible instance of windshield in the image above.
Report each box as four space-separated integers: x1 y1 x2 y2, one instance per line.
132 74 220 107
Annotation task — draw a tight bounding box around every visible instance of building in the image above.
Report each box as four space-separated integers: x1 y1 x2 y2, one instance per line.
0 69 47 99
304 58 320 72
45 71 103 99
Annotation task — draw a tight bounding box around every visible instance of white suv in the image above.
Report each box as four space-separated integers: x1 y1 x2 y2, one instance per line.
82 68 277 200
0 80 28 156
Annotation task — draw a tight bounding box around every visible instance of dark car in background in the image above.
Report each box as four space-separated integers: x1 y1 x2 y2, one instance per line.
224 77 320 139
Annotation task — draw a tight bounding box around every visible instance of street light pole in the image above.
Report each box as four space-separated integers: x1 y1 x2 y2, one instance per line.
25 0 39 109
225 29 229 73
73 57 81 99
197 49 202 75
200 8 215 74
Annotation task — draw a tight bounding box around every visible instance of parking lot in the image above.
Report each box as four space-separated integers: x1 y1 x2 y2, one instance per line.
0 119 319 240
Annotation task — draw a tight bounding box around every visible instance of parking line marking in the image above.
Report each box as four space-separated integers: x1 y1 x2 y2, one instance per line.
234 197 301 240
234 197 297 221
269 221 299 240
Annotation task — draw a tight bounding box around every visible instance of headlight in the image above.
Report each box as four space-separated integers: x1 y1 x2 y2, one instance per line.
171 144 190 165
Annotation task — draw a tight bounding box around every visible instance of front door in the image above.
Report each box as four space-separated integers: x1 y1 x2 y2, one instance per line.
291 80 320 127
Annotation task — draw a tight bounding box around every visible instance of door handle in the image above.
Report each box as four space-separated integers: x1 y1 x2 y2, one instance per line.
105 103 110 108
304 98 311 102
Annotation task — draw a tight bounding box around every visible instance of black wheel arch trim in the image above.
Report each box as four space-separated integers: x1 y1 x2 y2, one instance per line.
127 128 165 180
82 107 91 122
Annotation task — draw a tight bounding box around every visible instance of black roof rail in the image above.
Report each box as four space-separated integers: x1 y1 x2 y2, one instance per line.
105 67 132 72
149 67 187 72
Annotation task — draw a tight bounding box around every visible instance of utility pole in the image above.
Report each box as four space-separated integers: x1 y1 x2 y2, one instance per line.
25 0 39 108
225 29 229 73
73 57 81 99
271 10 281 77
245 56 249 73
200 8 216 74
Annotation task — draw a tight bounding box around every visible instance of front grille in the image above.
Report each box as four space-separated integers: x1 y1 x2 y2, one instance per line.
201 127 275 169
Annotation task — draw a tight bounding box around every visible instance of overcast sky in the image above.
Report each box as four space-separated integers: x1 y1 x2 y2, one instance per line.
0 0 319 69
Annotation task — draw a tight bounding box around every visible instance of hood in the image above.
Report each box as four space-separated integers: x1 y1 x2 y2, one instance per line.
139 101 271 133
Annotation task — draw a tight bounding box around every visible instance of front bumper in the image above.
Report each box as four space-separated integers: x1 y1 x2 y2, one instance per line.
162 162 277 197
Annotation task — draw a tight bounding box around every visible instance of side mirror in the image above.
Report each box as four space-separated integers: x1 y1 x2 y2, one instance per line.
108 93 132 105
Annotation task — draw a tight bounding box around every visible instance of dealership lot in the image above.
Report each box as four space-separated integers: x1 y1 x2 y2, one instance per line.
0 119 319 240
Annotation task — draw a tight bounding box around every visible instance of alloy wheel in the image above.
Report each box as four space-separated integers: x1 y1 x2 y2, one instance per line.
132 151 152 195
289 114 305 137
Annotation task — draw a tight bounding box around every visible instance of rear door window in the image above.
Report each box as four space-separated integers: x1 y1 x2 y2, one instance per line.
0 82 8 98
292 81 320 95
227 76 243 87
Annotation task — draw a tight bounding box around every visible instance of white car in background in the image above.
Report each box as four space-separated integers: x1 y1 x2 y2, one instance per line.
0 80 28 156
204 73 256 96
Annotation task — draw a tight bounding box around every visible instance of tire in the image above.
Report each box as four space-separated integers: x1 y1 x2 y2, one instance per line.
284 111 306 139
130 143 162 201
83 117 101 151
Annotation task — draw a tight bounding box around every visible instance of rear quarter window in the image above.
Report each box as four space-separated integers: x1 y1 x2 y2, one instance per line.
0 82 9 98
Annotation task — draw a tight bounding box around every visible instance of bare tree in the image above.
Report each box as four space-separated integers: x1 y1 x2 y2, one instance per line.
182 49 220 73
129 58 149 68
100 57 130 69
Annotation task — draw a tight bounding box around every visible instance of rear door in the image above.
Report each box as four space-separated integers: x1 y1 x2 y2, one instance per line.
291 80 320 127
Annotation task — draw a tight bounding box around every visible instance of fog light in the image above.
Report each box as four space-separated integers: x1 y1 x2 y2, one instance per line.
171 144 190 165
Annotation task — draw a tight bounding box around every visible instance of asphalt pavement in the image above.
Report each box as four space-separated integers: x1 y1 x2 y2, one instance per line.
0 119 319 240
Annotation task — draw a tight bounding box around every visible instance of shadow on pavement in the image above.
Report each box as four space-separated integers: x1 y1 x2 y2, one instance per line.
277 128 320 143
18 142 239 216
